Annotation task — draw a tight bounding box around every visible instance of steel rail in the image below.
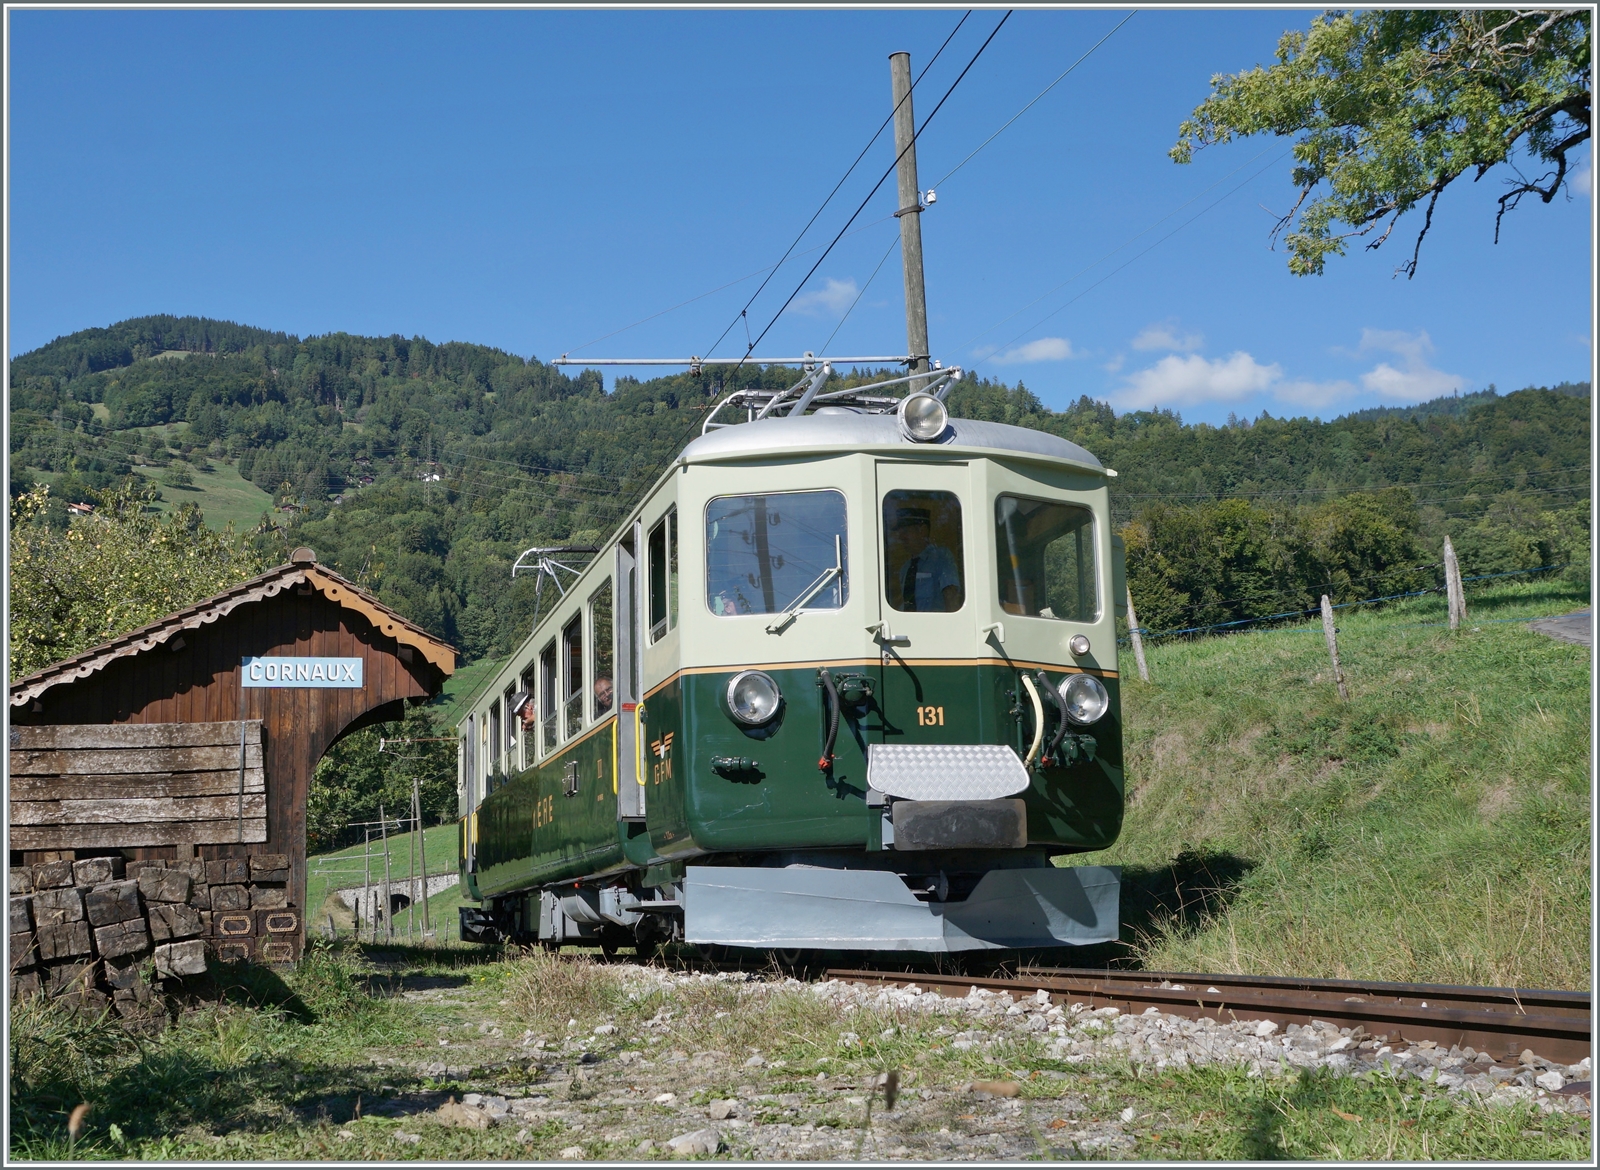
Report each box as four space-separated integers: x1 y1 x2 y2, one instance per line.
825 967 1592 1066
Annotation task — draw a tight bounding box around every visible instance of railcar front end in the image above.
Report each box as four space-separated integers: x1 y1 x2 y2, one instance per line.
457 390 1125 954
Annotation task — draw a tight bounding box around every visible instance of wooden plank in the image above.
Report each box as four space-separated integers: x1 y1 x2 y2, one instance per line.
8 743 264 776
7 770 265 800
10 793 268 825
9 721 263 751
9 819 268 849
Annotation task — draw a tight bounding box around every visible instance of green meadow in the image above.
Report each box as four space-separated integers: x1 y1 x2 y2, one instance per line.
1088 576 1591 990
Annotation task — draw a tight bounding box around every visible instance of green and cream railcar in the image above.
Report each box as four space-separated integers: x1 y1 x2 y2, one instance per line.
458 381 1125 953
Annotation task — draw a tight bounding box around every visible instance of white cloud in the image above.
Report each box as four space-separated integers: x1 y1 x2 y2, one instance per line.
1572 159 1591 198
1102 353 1125 374
1273 378 1361 409
790 277 858 316
1357 327 1433 363
989 337 1075 365
1131 320 1204 352
1116 351 1281 410
1361 363 1466 400
1356 328 1465 401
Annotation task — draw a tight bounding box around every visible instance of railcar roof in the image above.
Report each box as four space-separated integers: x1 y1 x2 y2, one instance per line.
680 412 1105 472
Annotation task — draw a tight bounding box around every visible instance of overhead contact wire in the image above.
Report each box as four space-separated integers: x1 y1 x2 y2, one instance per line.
930 9 1137 190
742 9 1015 369
701 10 972 363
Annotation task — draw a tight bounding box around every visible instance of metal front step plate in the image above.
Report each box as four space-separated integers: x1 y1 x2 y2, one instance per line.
866 743 1030 801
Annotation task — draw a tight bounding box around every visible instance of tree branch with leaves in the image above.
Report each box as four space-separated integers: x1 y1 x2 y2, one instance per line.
1172 9 1591 277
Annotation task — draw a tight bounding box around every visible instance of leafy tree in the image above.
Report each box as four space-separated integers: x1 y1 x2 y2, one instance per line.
1172 9 1592 276
7 481 267 677
307 704 456 852
1122 490 1433 635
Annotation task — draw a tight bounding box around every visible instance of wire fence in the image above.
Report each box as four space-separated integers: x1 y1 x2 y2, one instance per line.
1122 562 1572 645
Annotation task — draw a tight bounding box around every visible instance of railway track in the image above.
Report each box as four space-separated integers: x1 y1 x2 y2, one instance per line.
825 966 1592 1067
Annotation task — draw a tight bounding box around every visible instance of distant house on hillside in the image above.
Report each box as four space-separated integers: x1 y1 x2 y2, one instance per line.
66 502 94 516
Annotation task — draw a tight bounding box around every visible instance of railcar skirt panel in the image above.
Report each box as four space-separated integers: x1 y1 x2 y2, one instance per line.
683 863 1121 950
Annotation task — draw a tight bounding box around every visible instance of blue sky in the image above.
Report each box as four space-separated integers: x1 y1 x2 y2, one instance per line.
8 7 1593 425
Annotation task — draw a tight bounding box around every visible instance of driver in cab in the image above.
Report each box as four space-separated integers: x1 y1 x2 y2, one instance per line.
889 505 962 612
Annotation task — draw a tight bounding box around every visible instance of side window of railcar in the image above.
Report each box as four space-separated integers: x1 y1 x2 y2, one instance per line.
488 701 502 779
994 495 1098 621
539 641 558 753
590 579 614 719
479 716 490 791
562 614 584 739
883 490 965 613
705 490 849 616
503 685 517 763
517 669 534 769
648 509 678 642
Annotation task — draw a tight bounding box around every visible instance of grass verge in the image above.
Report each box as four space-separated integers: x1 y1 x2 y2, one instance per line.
1089 577 1590 987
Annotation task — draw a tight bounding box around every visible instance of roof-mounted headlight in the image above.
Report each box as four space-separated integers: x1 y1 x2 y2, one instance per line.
898 393 948 443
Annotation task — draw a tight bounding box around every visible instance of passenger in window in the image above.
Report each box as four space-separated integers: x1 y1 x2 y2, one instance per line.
594 676 614 714
514 693 537 733
890 506 962 611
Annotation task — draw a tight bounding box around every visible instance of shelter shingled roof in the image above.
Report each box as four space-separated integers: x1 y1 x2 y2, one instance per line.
9 548 456 709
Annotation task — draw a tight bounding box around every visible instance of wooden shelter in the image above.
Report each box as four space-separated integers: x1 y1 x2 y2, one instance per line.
8 548 455 961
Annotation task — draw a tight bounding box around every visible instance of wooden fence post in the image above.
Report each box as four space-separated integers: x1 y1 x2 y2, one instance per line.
1125 585 1151 683
1443 536 1466 630
1320 594 1349 701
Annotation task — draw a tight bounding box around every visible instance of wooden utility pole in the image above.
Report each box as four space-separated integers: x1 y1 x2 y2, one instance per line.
1320 595 1349 701
1443 536 1467 630
361 826 371 943
889 52 931 389
406 797 417 942
379 801 393 942
414 777 432 937
1125 585 1151 683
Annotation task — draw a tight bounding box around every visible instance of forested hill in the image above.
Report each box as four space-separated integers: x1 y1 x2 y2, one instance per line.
9 314 1590 661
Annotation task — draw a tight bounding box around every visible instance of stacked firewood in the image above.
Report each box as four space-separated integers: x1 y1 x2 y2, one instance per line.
8 852 295 1020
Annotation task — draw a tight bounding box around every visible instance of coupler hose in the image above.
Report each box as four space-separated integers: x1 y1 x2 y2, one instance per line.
1037 670 1069 767
818 668 841 772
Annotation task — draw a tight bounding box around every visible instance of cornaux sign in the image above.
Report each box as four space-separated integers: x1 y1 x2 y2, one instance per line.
242 657 364 687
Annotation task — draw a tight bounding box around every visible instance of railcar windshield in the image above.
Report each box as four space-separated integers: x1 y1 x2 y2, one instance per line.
883 489 965 612
994 494 1097 621
705 490 849 616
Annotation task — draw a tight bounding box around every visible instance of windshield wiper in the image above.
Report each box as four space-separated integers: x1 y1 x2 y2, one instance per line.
766 536 843 634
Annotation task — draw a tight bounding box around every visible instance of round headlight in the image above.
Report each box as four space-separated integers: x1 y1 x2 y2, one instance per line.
898 393 948 442
727 670 782 725
1068 634 1091 657
1058 673 1109 725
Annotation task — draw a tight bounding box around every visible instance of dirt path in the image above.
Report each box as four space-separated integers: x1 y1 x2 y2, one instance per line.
1528 609 1592 647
